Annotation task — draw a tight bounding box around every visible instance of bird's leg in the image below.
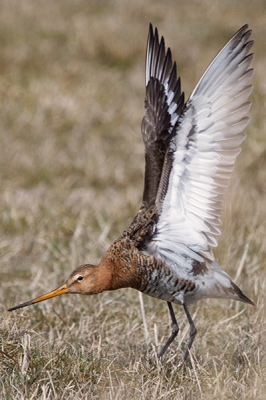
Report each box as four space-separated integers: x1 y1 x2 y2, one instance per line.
182 303 197 361
157 302 179 359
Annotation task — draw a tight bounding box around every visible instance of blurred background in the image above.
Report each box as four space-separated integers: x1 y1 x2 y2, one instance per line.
0 1 265 398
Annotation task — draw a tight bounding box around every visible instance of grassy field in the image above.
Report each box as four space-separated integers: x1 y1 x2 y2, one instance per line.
0 0 266 398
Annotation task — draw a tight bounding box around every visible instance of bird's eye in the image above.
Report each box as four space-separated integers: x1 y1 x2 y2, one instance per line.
77 275 84 281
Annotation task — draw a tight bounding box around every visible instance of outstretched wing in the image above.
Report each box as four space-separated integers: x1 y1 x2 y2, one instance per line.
153 25 254 267
141 24 184 208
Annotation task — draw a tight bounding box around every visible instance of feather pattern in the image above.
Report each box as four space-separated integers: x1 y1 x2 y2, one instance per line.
141 24 184 208
152 25 254 268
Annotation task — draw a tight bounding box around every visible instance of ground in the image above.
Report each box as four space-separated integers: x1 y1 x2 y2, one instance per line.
0 0 265 399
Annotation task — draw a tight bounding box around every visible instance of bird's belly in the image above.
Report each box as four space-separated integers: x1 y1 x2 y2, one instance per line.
142 284 181 304
140 268 197 305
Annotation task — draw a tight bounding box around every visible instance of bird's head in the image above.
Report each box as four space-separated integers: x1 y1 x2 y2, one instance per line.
8 263 112 312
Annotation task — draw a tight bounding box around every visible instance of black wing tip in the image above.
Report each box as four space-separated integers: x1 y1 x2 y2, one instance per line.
238 24 250 34
235 24 252 40
241 23 249 30
225 24 253 51
146 25 173 80
154 26 159 39
148 23 164 47
148 23 154 37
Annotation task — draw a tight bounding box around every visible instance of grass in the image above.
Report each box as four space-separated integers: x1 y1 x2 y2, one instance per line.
0 0 266 398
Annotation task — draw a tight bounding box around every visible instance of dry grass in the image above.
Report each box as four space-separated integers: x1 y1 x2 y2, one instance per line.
0 0 266 398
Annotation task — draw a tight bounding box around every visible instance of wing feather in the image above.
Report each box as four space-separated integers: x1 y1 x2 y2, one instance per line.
141 24 185 208
153 25 253 267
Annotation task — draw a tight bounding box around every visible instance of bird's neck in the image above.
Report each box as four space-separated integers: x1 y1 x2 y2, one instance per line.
97 242 144 292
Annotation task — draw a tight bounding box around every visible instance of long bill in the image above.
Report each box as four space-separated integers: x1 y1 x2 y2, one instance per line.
8 283 69 312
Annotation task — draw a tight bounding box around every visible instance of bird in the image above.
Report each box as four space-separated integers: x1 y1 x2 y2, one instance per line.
8 24 254 361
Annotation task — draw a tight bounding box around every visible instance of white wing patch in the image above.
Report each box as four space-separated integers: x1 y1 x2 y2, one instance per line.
154 26 254 268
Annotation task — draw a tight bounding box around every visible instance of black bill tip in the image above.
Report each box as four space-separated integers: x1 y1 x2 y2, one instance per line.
8 300 34 312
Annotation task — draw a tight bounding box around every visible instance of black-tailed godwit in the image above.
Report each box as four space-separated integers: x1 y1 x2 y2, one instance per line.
8 24 254 361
